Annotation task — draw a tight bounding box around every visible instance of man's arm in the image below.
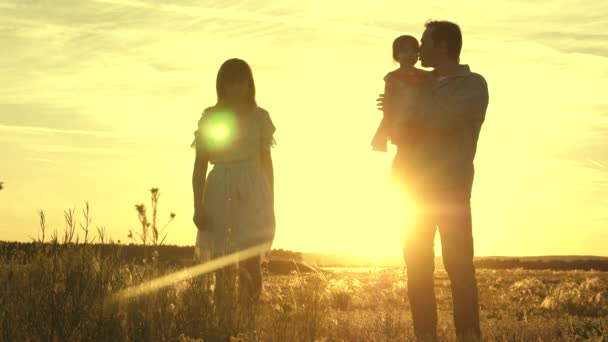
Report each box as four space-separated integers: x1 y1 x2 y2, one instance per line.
411 74 489 133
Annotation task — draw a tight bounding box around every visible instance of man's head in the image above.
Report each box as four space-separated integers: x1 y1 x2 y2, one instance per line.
419 20 462 68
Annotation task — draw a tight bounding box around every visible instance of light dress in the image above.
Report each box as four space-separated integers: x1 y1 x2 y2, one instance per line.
193 106 276 259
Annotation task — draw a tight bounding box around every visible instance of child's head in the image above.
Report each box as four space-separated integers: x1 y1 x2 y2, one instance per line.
392 35 419 67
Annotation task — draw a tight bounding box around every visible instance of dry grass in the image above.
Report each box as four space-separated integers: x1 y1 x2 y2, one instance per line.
2 246 607 341
0 194 607 341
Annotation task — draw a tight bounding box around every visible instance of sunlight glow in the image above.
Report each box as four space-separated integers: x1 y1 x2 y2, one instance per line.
201 111 238 150
108 242 272 304
210 124 229 142
349 177 413 256
2 0 608 257
386 182 413 243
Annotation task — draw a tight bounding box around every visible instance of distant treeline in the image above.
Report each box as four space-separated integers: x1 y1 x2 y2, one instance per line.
267 249 303 261
0 242 194 264
0 242 304 265
2 242 607 271
475 258 608 272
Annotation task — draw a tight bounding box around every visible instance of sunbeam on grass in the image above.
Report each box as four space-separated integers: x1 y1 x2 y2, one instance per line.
109 242 272 304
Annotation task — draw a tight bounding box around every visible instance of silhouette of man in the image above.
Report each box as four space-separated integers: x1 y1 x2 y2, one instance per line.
379 20 489 341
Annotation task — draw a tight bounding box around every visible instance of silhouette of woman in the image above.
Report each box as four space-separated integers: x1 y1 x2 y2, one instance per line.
191 58 276 311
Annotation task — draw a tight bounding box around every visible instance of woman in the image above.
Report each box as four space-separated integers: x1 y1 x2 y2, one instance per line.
191 58 276 310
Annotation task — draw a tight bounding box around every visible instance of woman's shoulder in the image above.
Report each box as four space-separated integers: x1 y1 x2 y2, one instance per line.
201 106 220 117
253 107 275 139
199 105 270 123
253 106 269 115
192 106 218 148
198 106 217 122
252 107 272 122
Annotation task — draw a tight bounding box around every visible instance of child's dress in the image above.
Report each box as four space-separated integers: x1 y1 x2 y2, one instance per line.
371 68 427 151
193 106 276 258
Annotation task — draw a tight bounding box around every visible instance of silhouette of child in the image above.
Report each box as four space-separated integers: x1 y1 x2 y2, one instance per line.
371 35 428 152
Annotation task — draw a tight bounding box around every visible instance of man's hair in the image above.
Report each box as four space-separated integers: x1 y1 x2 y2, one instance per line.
392 35 419 61
425 20 462 61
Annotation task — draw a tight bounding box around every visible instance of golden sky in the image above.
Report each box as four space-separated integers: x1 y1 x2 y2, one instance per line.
1 0 607 256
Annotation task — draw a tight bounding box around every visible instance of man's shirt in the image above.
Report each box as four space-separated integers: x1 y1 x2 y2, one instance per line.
406 65 489 191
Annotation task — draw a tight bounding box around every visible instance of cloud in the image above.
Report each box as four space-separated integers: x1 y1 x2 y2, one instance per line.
1 0 607 254
0 103 115 132
92 0 397 37
0 123 141 138
527 32 608 59
24 157 57 163
21 143 175 156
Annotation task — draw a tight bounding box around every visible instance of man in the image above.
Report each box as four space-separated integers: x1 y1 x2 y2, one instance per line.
379 20 489 341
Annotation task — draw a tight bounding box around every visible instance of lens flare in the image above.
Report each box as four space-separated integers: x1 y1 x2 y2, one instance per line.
201 110 238 150
107 242 272 305
210 124 229 141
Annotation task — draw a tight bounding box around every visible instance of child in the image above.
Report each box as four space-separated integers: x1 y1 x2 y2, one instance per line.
371 35 427 152
191 58 276 310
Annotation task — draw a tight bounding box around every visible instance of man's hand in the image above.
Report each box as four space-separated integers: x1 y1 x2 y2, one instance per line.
376 94 385 111
193 209 206 230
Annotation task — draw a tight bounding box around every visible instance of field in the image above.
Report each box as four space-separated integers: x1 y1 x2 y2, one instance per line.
0 197 606 341
1 241 607 341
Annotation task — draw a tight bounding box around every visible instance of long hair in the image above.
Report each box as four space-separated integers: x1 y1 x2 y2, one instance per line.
191 59 257 149
215 58 257 111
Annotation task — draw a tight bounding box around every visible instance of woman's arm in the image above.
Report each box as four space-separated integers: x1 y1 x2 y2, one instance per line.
192 146 208 229
260 148 274 203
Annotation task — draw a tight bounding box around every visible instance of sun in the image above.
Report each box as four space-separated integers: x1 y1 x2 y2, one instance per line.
351 177 414 257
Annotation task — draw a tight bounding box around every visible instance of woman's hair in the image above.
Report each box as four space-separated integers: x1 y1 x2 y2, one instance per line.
392 35 419 61
216 58 257 110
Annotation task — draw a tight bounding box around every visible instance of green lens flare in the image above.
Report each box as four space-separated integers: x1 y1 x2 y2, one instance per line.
210 125 229 141
200 110 238 150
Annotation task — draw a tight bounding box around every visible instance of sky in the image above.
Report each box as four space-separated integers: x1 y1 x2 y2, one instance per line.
1 0 607 257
